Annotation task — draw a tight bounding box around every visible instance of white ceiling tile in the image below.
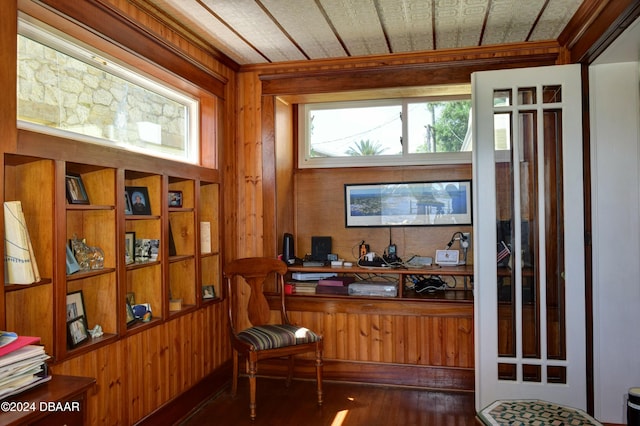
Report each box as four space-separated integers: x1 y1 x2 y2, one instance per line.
482 0 546 45
435 0 488 49
529 0 582 41
147 0 269 64
260 0 348 59
319 0 389 56
201 0 307 62
376 0 434 53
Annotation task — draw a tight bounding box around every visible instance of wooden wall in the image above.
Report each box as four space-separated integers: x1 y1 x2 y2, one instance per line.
293 166 473 266
2 1 237 424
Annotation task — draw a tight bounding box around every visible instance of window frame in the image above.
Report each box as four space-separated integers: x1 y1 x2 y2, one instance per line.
298 95 472 169
17 15 202 165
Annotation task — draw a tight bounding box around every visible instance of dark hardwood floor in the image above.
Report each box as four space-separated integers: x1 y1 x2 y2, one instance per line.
180 378 476 426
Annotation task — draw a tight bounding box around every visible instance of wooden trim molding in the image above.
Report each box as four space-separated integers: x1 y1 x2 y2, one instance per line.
258 44 562 95
26 0 227 98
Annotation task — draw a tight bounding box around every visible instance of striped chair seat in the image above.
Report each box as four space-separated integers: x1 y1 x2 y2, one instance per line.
237 324 320 350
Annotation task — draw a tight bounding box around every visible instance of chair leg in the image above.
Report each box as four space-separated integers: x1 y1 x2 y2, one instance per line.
286 355 294 387
316 345 323 406
231 349 238 397
248 353 258 420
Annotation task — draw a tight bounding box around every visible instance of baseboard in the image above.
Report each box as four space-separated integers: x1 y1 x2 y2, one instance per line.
253 358 475 392
134 360 232 426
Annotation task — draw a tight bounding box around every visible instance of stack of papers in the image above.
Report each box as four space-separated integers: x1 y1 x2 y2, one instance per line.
0 333 50 400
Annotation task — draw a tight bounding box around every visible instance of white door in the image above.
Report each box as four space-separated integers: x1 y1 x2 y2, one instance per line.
473 64 586 411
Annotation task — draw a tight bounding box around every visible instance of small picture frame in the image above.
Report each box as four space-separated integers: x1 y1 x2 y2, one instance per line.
67 315 89 348
202 285 216 299
168 190 183 208
135 238 160 262
125 232 136 264
124 192 133 215
66 290 86 323
65 173 90 204
125 186 152 215
126 301 136 326
66 244 80 275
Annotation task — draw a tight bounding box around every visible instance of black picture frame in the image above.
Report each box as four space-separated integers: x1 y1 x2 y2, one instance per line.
344 180 472 227
66 290 87 323
65 173 90 204
168 190 183 207
67 315 89 348
125 186 152 215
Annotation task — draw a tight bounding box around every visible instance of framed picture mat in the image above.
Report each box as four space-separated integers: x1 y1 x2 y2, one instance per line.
344 180 472 227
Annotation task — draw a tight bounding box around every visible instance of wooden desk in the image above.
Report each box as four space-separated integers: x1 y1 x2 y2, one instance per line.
0 375 95 426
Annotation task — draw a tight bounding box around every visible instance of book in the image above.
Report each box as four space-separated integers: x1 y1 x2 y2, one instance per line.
4 201 40 284
0 335 40 358
318 276 355 287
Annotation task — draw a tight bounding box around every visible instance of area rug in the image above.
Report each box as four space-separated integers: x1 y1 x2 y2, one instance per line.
477 399 602 426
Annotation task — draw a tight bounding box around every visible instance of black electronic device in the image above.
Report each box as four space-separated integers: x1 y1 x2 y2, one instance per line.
311 236 332 262
283 233 296 264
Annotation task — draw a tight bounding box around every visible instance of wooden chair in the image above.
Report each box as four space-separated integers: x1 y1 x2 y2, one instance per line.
224 257 323 420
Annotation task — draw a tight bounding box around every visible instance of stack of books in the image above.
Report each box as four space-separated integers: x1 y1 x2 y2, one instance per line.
285 281 318 295
0 332 50 400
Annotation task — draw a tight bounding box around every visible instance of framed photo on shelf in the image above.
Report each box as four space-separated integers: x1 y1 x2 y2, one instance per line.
202 285 216 299
67 315 89 348
135 238 160 262
124 192 133 215
125 186 152 215
66 290 86 323
126 301 137 326
65 173 90 204
65 244 80 275
125 232 136 264
344 180 472 227
168 190 183 207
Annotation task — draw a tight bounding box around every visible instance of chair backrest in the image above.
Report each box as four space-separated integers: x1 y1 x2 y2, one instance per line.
224 257 288 332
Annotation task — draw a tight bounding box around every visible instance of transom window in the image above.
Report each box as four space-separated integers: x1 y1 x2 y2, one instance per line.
299 96 471 168
17 17 200 163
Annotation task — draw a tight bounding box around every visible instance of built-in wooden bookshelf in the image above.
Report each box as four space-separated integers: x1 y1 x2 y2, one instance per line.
2 131 222 361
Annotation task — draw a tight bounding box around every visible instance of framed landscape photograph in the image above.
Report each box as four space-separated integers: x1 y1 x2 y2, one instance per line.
65 173 90 204
345 180 472 227
125 186 152 215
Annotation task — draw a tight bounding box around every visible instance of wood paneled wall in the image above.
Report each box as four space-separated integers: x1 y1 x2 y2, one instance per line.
293 167 473 265
50 303 230 425
4 2 238 424
234 41 566 388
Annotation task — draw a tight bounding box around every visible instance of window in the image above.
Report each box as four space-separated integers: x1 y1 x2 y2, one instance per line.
17 18 199 163
299 96 471 168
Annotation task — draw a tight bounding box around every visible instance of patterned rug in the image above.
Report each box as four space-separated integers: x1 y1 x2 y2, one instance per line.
477 400 602 426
